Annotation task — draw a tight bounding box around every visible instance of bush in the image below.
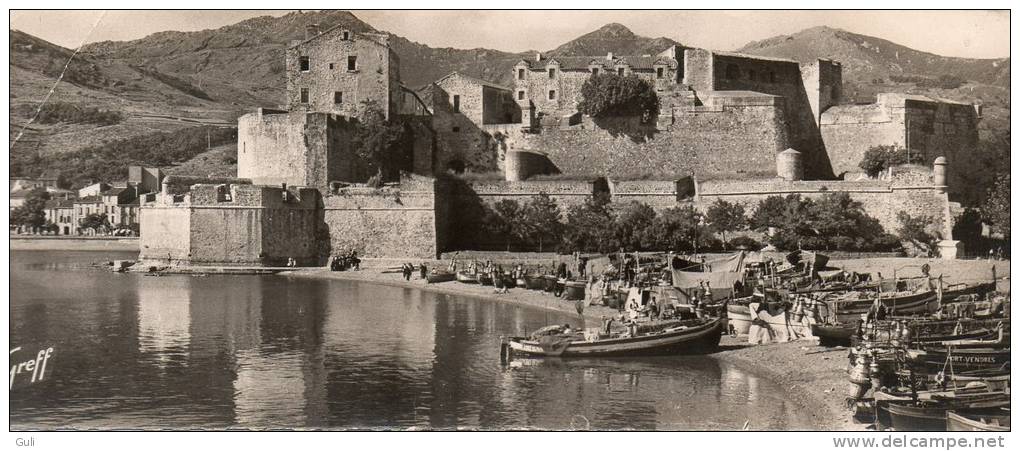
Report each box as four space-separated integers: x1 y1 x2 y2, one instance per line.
577 74 659 119
21 102 123 126
858 145 910 177
753 193 901 252
728 236 762 251
982 173 1010 238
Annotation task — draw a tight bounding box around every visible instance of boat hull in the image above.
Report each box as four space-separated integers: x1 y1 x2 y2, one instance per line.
946 410 1010 432
563 282 585 301
508 319 723 358
812 323 855 347
426 272 456 284
456 272 479 284
906 348 1011 374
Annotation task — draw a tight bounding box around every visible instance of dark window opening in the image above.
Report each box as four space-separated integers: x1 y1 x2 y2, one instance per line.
656 67 664 79
518 68 525 80
591 67 599 76
300 88 309 104
517 90 525 100
548 90 556 100
725 64 740 80
618 67 625 76
342 31 350 40
329 63 334 70
347 56 357 71
299 56 309 72
548 68 556 78
452 126 460 132
453 95 461 113
334 91 343 104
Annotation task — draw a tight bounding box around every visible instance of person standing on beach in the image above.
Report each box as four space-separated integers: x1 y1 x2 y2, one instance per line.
420 263 427 280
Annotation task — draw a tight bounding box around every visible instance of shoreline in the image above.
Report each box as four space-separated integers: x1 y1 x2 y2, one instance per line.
10 236 140 252
285 268 860 431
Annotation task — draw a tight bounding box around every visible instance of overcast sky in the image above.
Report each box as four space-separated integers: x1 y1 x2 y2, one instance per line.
8 10 1011 59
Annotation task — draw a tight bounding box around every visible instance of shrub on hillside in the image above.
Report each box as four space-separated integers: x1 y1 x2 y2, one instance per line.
577 74 659 119
858 145 910 177
20 102 123 126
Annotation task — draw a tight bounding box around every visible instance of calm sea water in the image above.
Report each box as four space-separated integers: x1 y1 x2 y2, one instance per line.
10 250 812 430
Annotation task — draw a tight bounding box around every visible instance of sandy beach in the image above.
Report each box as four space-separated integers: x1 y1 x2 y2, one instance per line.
285 267 864 430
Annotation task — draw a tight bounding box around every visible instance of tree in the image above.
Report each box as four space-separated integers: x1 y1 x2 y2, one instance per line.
652 205 710 253
490 199 524 251
705 199 748 248
521 193 562 252
982 173 1010 239
577 74 659 119
353 100 411 185
79 213 110 234
563 193 617 253
612 201 658 252
896 212 941 255
751 193 900 252
858 145 910 177
11 188 50 232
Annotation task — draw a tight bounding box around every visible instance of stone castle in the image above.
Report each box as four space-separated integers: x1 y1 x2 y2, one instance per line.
139 24 978 264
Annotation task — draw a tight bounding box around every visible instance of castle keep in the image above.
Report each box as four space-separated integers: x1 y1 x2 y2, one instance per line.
140 24 978 265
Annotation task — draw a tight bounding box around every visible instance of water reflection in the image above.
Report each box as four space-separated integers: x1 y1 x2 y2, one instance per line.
10 251 811 430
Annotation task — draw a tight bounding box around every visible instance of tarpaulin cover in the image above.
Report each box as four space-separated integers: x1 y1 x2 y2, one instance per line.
671 269 745 291
703 252 746 272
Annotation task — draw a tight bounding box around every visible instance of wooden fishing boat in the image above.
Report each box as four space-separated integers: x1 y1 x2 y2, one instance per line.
456 271 479 284
821 290 938 324
905 347 1011 374
947 409 1011 432
563 281 586 301
812 323 857 347
541 275 557 292
524 274 544 290
502 317 723 358
515 277 526 288
726 301 754 335
942 282 997 302
479 273 494 286
503 275 517 289
888 399 1009 431
426 271 456 284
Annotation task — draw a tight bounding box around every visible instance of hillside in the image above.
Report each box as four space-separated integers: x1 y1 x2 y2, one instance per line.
9 12 1010 201
737 26 1009 88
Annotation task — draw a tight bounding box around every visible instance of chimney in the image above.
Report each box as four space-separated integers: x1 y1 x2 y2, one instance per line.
606 52 614 60
535 52 542 62
305 24 320 40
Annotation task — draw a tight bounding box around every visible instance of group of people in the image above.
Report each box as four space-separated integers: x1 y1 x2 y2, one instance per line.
401 262 427 281
329 251 360 272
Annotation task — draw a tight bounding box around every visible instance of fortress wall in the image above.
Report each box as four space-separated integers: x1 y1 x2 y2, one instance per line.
139 206 191 263
697 178 950 237
610 180 682 210
321 183 441 259
238 111 316 187
512 105 787 179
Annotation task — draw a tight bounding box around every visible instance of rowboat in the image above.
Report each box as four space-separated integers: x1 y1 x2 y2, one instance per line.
820 290 939 324
563 281 586 301
426 271 456 284
456 271 479 284
515 277 526 288
947 409 1011 432
905 347 1010 374
541 275 557 292
811 323 856 347
479 273 494 286
502 317 723 358
888 399 1009 431
524 275 544 290
942 282 997 302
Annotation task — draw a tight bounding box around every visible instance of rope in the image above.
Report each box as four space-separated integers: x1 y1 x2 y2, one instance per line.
10 11 107 151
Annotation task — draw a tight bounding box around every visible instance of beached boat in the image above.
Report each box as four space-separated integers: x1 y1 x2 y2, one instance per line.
812 323 857 347
563 281 586 301
947 409 1011 432
820 289 939 324
888 399 1009 431
942 282 997 302
524 274 543 290
541 275 557 292
426 271 456 284
479 273 494 286
456 272 479 284
905 347 1011 374
502 317 723 358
